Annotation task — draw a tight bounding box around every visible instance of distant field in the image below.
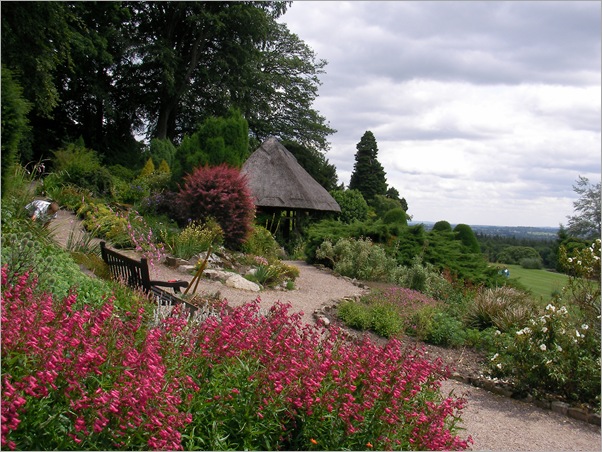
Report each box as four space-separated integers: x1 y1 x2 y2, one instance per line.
496 264 570 302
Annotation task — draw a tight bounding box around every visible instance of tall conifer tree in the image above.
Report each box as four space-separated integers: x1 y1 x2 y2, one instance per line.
349 131 387 202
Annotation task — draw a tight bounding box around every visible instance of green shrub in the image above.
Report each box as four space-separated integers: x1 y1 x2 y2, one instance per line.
330 189 369 223
44 184 96 212
337 300 373 331
406 304 439 340
369 194 404 219
389 256 453 300
173 109 249 182
426 312 467 347
371 304 404 338
149 138 177 168
108 164 136 181
382 207 408 226
80 203 131 248
248 264 280 287
339 288 443 340
432 220 453 233
453 224 480 253
1 232 110 306
305 218 404 265
110 177 150 204
315 237 396 281
247 259 300 289
51 144 113 196
242 226 282 261
464 327 499 353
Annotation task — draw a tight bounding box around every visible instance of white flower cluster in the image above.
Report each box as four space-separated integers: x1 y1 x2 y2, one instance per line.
544 304 567 315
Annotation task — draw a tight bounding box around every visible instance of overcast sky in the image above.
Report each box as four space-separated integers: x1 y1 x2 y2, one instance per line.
278 1 601 228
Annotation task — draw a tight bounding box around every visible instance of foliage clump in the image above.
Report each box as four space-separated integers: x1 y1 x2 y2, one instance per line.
316 237 397 281
338 288 442 340
175 164 255 249
465 286 536 332
432 220 452 233
453 224 480 254
242 226 283 261
330 189 368 224
163 219 224 260
382 207 408 226
50 144 113 196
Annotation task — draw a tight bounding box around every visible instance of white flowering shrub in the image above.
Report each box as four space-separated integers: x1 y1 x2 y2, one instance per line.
559 239 601 324
488 303 600 407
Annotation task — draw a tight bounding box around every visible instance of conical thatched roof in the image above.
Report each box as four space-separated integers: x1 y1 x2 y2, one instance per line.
241 137 341 212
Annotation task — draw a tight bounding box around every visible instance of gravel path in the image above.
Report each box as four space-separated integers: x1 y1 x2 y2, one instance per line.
49 209 601 451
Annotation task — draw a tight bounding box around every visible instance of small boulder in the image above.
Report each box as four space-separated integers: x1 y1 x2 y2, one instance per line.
203 269 231 281
166 256 190 268
225 274 261 292
177 264 197 274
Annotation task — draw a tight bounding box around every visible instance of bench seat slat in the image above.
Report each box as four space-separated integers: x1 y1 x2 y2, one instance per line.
100 241 189 297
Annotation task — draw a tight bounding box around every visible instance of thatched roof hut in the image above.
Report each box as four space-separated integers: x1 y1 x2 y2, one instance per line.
242 137 341 213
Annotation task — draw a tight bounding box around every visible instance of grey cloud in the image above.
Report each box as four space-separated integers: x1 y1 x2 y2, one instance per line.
280 1 600 226
307 1 600 87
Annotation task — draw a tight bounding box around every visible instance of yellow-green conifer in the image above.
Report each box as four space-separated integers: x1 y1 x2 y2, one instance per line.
140 157 155 177
157 159 171 174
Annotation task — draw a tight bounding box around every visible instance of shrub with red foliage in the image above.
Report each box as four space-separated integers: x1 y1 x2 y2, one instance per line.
175 164 255 248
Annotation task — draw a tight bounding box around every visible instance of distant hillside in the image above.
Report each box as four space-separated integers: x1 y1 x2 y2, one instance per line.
409 221 558 241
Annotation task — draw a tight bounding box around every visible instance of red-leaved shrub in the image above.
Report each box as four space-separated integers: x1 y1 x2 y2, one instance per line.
176 164 255 248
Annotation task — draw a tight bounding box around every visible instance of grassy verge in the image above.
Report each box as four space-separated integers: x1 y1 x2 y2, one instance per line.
497 264 569 302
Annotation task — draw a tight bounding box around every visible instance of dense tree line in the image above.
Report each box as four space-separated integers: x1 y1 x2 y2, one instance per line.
1 1 334 168
477 234 557 268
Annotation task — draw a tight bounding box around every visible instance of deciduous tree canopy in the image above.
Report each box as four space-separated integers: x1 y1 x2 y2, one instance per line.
1 1 334 164
567 176 601 240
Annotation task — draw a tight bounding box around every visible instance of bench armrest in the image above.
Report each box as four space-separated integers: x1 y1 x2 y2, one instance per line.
150 280 189 293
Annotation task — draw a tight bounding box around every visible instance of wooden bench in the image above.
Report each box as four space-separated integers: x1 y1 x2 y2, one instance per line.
100 241 197 314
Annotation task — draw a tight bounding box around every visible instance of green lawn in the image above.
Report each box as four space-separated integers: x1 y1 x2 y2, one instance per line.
497 264 569 302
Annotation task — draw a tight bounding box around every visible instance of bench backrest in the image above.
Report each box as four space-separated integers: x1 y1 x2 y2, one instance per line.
100 241 151 292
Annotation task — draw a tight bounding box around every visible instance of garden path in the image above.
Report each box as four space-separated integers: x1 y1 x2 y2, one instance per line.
49 208 601 451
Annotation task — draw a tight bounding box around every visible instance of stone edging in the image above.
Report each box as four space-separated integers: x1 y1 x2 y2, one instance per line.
449 373 601 427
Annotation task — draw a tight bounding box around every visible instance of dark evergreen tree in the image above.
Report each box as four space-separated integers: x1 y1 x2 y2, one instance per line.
1 66 31 194
349 131 387 203
173 109 249 182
